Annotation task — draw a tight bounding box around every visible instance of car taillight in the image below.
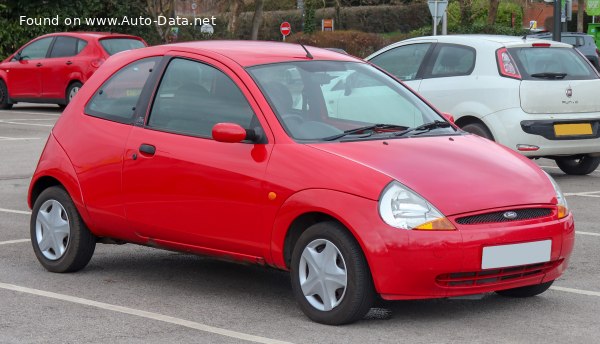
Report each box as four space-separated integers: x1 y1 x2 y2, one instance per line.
596 48 599 57
91 58 105 68
496 48 521 80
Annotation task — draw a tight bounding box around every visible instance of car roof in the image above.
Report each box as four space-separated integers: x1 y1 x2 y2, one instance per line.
399 34 572 48
37 32 143 40
162 40 361 67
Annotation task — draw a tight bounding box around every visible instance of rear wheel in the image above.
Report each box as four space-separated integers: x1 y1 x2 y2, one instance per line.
555 156 600 175
65 81 83 105
0 79 13 110
496 280 554 297
290 222 374 325
30 186 96 273
461 122 494 140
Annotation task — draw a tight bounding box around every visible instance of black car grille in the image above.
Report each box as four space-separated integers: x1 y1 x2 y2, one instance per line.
455 208 552 225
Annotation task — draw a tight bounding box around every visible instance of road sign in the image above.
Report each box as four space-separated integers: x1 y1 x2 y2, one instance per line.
280 22 291 37
427 0 448 35
322 19 334 31
200 23 214 35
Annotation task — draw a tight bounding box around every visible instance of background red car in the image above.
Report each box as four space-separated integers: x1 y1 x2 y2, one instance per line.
0 32 146 109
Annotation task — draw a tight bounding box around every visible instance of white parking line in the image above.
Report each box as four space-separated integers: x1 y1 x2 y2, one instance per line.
0 120 53 127
576 231 600 237
2 118 56 121
551 286 600 298
0 208 31 215
0 282 292 344
0 239 29 245
0 111 60 116
0 136 41 141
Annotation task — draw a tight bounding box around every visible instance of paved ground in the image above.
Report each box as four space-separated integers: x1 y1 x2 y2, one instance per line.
1 104 599 344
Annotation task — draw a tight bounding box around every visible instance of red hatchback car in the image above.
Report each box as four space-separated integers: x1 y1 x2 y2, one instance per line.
0 32 146 109
28 41 574 325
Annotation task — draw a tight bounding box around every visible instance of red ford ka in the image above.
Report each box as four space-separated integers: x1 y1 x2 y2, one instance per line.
28 41 574 325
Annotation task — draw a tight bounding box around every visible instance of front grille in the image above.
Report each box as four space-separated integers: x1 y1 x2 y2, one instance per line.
436 261 560 288
456 208 552 225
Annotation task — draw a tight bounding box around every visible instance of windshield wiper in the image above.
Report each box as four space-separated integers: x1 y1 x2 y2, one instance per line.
530 72 567 79
391 120 452 137
322 123 408 141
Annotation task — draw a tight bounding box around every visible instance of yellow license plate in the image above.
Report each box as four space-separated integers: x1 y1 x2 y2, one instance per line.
554 123 593 137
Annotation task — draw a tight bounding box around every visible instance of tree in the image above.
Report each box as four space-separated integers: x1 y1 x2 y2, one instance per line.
577 0 584 32
458 0 473 27
227 0 244 37
487 0 500 25
146 0 175 43
251 0 265 40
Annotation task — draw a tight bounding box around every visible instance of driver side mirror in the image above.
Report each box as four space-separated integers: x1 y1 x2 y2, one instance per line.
212 123 261 143
441 112 455 123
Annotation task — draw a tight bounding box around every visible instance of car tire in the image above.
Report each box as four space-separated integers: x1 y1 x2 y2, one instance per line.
30 186 96 273
290 221 374 325
65 81 83 105
555 156 600 175
461 122 494 140
0 79 13 110
495 280 554 298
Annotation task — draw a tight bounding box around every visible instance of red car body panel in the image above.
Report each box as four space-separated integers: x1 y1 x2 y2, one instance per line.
29 41 575 300
0 32 146 104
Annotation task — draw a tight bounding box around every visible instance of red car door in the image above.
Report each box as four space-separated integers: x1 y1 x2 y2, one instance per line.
5 37 53 98
122 55 274 258
42 36 86 100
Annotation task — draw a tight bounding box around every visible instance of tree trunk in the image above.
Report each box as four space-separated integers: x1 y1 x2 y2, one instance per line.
227 0 243 37
251 0 264 40
577 0 585 32
488 0 500 26
147 0 175 43
459 0 472 27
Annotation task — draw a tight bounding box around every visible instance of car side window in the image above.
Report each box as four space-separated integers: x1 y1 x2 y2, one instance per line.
369 43 432 81
17 37 54 61
429 44 476 78
148 58 257 139
85 57 159 124
49 36 81 58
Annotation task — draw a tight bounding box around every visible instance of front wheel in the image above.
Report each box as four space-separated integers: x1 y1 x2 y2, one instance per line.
65 81 83 105
555 156 600 175
461 122 494 140
30 186 96 273
0 79 13 110
495 280 554 298
290 222 374 325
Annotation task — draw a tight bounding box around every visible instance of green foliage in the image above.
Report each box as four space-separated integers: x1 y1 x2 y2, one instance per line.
0 0 160 60
447 0 523 29
304 0 318 34
288 30 388 57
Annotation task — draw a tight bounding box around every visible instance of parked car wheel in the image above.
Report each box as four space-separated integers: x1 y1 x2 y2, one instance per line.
290 222 374 325
461 122 494 140
495 280 554 297
30 186 96 273
0 80 13 110
66 81 83 104
555 155 600 175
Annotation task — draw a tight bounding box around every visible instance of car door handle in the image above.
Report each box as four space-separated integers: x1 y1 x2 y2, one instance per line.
66 61 73 65
36 63 42 67
139 144 156 156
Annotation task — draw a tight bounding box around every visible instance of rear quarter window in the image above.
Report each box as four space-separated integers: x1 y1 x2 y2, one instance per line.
509 47 598 80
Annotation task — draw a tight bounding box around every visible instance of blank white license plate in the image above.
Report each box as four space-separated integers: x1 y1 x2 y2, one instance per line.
482 240 551 269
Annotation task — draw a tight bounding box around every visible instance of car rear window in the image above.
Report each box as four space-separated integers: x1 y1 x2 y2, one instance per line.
99 38 145 55
508 47 598 80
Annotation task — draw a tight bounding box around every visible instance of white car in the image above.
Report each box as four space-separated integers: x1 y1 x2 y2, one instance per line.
366 35 600 175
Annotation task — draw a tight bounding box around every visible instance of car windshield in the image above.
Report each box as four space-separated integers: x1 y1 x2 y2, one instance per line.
508 47 598 80
100 38 145 55
247 61 451 141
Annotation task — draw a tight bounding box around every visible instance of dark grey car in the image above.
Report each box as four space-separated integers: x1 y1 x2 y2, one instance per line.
534 32 599 69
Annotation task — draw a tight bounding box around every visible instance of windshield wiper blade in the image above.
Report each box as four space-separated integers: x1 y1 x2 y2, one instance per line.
391 120 452 137
322 123 408 141
530 72 567 79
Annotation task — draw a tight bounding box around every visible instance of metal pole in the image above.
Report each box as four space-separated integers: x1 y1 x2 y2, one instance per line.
442 10 447 35
553 0 561 41
433 0 438 36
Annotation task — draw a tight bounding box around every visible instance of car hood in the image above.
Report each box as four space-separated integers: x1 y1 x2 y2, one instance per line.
307 134 556 216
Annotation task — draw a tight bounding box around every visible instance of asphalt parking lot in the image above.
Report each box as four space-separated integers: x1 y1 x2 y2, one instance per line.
1 104 599 344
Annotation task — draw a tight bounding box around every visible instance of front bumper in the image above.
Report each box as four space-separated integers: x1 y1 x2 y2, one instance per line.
482 107 600 157
361 206 575 300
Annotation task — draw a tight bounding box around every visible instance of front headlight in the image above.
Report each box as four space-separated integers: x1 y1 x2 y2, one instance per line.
378 181 455 230
543 171 569 219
